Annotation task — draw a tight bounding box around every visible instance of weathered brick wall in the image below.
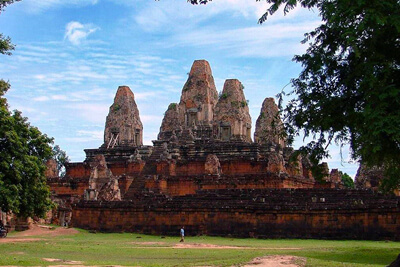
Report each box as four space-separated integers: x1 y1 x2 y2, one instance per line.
47 178 89 195
143 174 315 196
65 163 90 178
72 189 400 240
72 205 400 240
109 162 145 176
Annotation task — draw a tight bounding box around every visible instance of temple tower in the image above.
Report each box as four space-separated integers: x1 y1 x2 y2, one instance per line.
104 86 143 148
213 79 252 142
158 60 219 140
254 97 285 147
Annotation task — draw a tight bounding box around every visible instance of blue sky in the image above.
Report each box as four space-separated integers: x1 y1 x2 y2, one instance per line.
0 0 358 177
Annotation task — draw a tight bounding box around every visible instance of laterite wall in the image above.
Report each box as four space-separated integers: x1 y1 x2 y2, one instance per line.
72 202 400 240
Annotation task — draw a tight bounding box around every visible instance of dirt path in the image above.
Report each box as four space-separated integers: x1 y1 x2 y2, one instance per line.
0 224 78 243
172 243 301 250
241 255 306 267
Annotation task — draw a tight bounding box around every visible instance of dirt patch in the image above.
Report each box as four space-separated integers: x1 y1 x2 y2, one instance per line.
15 225 79 237
43 258 83 265
0 237 44 243
0 224 78 243
242 255 306 267
172 243 301 250
129 241 166 245
174 243 243 249
9 251 25 255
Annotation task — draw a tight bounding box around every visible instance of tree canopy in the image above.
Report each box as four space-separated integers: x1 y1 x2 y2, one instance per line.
190 0 400 191
341 172 354 189
0 81 54 217
0 0 54 218
52 145 70 178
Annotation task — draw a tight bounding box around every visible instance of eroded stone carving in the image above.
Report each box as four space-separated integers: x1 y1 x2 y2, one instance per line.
98 178 121 201
87 155 121 201
204 154 222 175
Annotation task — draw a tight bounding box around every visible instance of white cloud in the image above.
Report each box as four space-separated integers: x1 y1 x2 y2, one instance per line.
77 130 103 140
141 115 163 123
21 0 98 13
33 96 50 102
169 21 320 58
67 103 109 124
134 0 269 32
64 21 99 45
134 91 158 100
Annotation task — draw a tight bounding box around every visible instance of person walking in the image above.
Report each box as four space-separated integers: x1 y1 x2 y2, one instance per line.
180 226 185 242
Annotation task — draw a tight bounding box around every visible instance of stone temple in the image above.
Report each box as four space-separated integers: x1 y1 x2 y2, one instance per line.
44 60 400 240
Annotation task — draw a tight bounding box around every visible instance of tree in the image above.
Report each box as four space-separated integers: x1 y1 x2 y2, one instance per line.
0 81 54 218
52 145 70 177
0 0 54 218
0 1 20 55
190 0 400 192
340 172 354 189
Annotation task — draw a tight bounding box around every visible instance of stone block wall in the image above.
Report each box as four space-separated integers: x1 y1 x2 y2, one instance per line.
72 188 400 240
47 177 89 196
66 163 90 178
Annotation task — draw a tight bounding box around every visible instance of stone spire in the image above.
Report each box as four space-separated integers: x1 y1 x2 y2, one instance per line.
158 103 181 140
254 98 285 147
214 79 252 142
158 60 218 141
104 86 143 148
178 59 219 126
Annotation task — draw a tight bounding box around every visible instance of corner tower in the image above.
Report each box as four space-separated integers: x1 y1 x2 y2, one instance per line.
254 97 285 147
158 60 219 141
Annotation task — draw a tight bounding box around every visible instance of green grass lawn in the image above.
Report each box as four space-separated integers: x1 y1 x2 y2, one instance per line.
0 228 399 266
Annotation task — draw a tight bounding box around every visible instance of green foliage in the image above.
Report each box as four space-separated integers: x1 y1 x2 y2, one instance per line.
219 92 228 99
0 1 20 55
167 103 177 110
231 100 239 108
52 145 69 178
0 1 53 217
0 33 14 55
341 172 355 189
113 104 120 112
0 0 20 12
0 81 54 218
270 0 400 192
